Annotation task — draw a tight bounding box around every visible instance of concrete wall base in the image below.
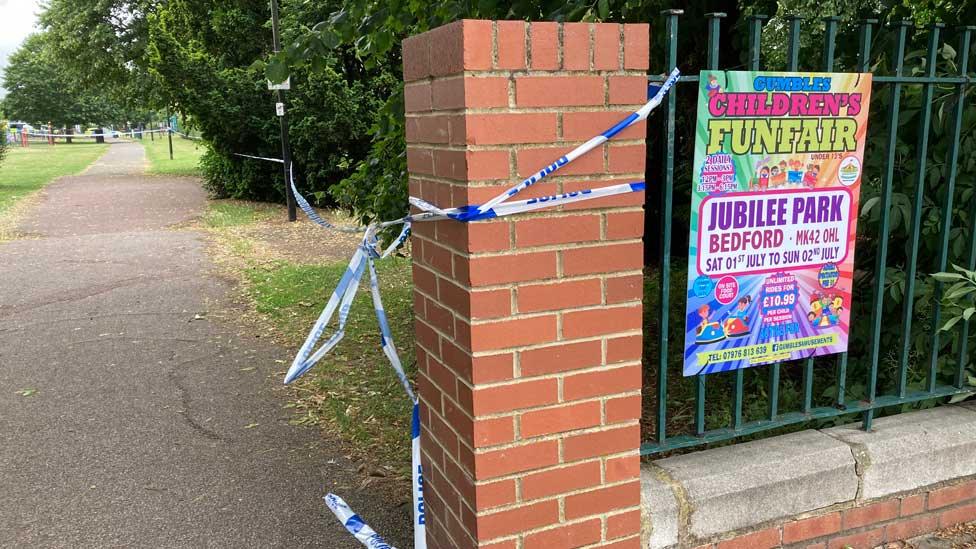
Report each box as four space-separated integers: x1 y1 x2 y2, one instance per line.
642 402 976 548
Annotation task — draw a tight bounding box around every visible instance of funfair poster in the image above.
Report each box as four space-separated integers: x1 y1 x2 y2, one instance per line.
683 71 872 377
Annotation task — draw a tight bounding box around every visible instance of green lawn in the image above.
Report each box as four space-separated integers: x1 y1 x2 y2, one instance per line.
0 142 108 213
140 134 204 176
245 256 416 472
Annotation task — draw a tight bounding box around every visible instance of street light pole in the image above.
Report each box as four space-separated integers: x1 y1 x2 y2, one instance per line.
270 0 297 222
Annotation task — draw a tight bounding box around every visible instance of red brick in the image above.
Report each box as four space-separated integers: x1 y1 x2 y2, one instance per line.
428 409 460 458
562 23 590 70
929 480 976 509
466 149 511 180
402 32 430 81
474 479 516 511
716 528 781 549
471 353 514 384
515 215 601 247
563 111 646 141
886 514 939 541
607 274 643 304
594 24 620 70
434 149 467 179
844 500 900 529
783 513 841 543
605 454 640 483
472 416 515 447
563 306 642 340
516 146 603 177
435 219 510 253
524 518 601 549
464 77 509 108
439 281 510 320
469 315 557 352
607 211 644 240
607 509 642 539
563 424 639 461
623 24 649 70
466 251 558 286
466 113 558 145
472 378 558 415
600 538 642 549
609 144 646 174
478 499 558 538
565 365 641 401
415 319 439 355
606 395 642 424
413 264 437 296
496 20 526 70
901 494 926 516
564 242 643 275
517 278 602 314
609 75 648 104
939 502 976 527
607 334 642 363
475 440 559 478
431 77 465 110
406 147 434 174
564 480 640 519
520 400 602 438
427 356 458 399
516 76 604 107
406 115 449 143
482 540 517 549
522 461 601 500
827 527 884 549
428 22 464 77
461 20 493 70
405 82 432 112
425 298 456 337
530 22 559 70
520 340 603 376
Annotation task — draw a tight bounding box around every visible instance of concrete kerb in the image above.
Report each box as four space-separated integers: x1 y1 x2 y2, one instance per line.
640 402 976 548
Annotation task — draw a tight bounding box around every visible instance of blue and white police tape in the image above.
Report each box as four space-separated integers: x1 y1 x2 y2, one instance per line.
24 128 172 138
233 152 285 163
324 493 399 549
284 67 679 549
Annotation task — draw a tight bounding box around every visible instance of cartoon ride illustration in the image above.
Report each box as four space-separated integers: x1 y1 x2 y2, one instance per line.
723 295 752 338
696 304 726 344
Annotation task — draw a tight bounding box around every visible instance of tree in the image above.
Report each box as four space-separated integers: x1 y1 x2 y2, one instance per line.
2 34 85 127
2 33 129 134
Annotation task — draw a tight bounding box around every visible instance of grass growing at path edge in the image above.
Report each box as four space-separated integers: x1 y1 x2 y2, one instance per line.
0 142 108 214
246 256 416 472
203 201 276 228
140 134 204 176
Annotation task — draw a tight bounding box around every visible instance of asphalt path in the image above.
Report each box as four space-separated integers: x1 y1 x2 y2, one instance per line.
0 142 410 548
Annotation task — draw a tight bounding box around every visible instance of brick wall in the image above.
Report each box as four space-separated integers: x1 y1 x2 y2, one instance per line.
699 478 976 549
403 19 649 548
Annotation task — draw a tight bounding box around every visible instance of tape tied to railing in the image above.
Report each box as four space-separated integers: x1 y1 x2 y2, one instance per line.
283 67 680 549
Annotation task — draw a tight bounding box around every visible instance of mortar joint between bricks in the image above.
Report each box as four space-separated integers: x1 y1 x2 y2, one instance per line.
587 23 595 71
617 24 625 70
524 22 532 68
491 21 500 69
557 23 565 70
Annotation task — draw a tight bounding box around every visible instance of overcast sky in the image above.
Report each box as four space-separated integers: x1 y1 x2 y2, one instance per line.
0 0 44 96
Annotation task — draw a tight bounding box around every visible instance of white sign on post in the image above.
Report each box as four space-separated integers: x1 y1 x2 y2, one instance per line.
268 77 291 90
275 103 285 117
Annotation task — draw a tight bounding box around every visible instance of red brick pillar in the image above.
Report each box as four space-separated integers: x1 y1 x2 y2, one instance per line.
404 19 649 549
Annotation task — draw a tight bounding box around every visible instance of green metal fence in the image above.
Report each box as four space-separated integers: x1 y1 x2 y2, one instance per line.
643 11 975 456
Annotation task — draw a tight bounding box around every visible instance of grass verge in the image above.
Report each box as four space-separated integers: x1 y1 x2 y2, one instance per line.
246 256 415 471
201 200 416 473
0 142 108 214
140 134 204 176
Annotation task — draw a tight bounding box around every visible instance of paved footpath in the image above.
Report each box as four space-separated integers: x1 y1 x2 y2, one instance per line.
0 142 410 548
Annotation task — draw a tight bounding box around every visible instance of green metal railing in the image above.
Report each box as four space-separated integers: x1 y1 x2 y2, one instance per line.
642 11 975 456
